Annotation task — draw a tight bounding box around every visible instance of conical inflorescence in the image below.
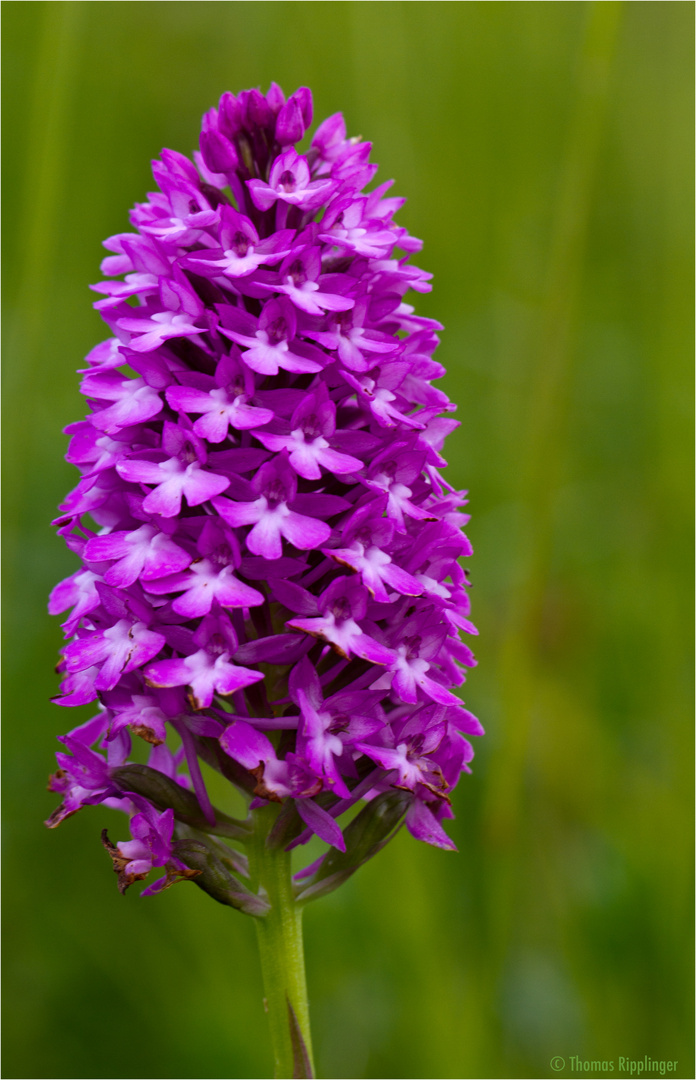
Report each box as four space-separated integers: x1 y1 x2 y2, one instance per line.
47 84 482 900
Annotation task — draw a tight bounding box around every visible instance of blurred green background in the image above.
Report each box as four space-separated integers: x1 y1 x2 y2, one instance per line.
2 2 693 1078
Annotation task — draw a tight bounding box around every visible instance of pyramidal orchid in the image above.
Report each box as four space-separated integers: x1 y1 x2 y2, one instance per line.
46 84 482 1079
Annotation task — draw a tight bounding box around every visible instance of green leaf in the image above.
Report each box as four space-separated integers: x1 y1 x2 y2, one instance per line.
287 997 314 1079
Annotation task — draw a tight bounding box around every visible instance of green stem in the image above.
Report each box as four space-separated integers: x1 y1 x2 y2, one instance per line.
248 803 315 1079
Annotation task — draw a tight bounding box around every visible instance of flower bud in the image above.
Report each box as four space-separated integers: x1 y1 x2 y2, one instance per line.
112 763 250 841
295 791 412 903
174 838 270 916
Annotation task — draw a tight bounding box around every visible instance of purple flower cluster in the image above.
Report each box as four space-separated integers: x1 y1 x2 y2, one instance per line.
47 85 482 902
